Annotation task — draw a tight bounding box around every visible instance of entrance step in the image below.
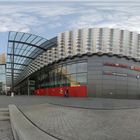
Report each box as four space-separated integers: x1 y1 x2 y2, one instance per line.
0 108 10 121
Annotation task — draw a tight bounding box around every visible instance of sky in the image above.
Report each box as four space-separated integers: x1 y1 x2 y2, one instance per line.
0 0 140 53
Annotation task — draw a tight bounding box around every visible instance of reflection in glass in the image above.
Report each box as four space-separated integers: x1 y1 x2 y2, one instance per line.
69 74 78 86
77 73 87 84
67 63 76 74
37 61 87 88
77 62 87 73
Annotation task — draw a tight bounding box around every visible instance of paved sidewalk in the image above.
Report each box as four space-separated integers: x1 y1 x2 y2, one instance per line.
0 96 52 108
21 103 140 140
0 121 14 140
1 95 140 109
0 96 140 139
41 96 140 109
0 108 14 140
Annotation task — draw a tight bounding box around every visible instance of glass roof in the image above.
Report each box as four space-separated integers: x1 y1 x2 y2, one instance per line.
6 31 57 85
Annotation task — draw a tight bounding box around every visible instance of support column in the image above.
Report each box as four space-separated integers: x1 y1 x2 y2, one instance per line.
11 42 15 92
27 77 30 96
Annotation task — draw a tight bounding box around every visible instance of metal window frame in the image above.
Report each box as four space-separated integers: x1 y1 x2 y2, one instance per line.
6 31 57 90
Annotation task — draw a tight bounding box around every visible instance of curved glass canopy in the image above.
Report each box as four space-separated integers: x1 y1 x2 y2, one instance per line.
6 31 57 87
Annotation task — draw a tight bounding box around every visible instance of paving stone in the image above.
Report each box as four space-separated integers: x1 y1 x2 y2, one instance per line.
1 96 140 140
9 105 57 140
0 121 14 140
20 103 140 140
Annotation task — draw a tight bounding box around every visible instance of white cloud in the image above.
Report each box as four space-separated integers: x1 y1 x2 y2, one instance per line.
69 5 140 33
0 3 76 32
0 2 139 35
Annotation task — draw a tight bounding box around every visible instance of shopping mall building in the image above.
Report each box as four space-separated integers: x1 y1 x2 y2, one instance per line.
6 28 140 99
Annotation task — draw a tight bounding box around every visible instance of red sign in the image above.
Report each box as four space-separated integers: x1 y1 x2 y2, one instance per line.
130 66 140 72
103 62 140 72
103 62 128 68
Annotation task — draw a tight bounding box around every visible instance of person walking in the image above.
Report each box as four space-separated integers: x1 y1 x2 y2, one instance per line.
65 89 69 97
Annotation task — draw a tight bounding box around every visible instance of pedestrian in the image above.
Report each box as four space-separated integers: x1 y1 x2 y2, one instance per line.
66 89 69 97
64 90 67 97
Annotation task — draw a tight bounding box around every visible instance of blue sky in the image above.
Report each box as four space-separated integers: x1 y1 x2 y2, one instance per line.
0 0 140 53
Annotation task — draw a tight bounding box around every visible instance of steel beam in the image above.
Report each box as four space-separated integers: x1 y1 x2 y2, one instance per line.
8 40 47 51
7 53 34 60
6 62 28 66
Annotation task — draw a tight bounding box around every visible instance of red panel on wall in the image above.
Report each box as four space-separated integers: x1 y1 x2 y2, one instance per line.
34 86 87 97
103 62 128 68
130 66 140 72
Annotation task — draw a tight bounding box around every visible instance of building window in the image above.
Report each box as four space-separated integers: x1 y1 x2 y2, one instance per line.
37 61 87 88
97 47 102 50
67 63 76 74
77 62 87 73
77 73 87 84
69 74 77 86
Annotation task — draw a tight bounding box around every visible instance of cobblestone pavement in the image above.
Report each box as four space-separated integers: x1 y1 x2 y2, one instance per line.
21 103 140 140
0 121 14 140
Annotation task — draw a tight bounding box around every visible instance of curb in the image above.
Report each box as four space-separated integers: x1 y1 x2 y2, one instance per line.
9 104 57 140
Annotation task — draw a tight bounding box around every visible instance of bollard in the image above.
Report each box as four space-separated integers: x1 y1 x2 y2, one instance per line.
11 92 14 97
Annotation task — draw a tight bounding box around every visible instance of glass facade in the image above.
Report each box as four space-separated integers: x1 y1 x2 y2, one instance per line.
0 64 6 92
16 54 140 99
35 61 87 89
6 31 56 86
